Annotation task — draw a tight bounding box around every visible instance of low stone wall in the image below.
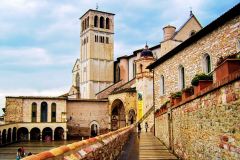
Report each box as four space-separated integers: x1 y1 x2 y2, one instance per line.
155 71 240 159
23 125 134 160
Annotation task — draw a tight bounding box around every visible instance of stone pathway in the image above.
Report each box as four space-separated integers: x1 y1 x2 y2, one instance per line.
119 132 178 160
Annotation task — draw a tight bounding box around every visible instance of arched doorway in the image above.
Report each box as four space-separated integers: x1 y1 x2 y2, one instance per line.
12 127 17 142
41 102 48 122
17 127 28 141
111 99 126 131
30 128 40 141
42 127 52 142
2 129 6 144
54 127 64 140
7 128 11 143
90 121 99 137
128 109 136 125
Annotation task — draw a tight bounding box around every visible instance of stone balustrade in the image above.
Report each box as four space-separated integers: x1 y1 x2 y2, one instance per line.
23 125 134 160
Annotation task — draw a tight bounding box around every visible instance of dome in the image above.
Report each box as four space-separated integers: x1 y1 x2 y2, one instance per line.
140 44 153 57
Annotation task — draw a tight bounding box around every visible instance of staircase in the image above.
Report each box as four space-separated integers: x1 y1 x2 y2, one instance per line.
137 105 155 124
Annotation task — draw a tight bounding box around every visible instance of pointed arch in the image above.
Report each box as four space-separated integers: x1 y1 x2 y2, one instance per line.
94 15 98 27
100 16 104 28
106 18 110 29
202 53 212 74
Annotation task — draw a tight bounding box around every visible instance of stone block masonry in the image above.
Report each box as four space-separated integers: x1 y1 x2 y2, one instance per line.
155 73 240 159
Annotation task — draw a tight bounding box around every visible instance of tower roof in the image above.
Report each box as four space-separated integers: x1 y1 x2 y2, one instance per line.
80 9 115 19
140 44 153 57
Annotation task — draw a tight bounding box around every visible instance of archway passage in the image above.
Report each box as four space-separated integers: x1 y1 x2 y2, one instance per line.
17 127 28 141
111 99 126 131
12 127 17 142
2 129 6 144
54 127 64 140
128 109 136 125
7 128 11 143
42 127 52 142
90 124 98 137
30 128 40 141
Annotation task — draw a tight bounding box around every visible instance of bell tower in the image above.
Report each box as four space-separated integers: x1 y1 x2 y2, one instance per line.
79 9 115 99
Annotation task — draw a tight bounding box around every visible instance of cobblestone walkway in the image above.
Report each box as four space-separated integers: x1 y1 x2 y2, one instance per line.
119 132 178 160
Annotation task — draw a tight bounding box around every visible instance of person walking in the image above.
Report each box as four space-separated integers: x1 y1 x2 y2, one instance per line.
137 123 141 133
145 122 148 132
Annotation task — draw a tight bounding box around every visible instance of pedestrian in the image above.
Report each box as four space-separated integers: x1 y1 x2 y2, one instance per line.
20 146 25 157
138 123 141 133
16 148 21 160
145 122 148 132
28 152 32 156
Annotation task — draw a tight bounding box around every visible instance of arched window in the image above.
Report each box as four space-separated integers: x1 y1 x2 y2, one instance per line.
160 75 165 95
41 102 48 122
76 72 80 87
100 16 104 28
32 102 37 122
94 16 98 27
106 18 110 29
90 121 100 137
51 103 56 122
86 17 89 28
178 65 185 89
203 54 211 74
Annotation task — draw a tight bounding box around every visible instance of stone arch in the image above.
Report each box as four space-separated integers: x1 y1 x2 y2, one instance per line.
94 15 98 27
100 16 104 28
7 128 11 143
12 127 17 142
128 109 136 125
41 102 48 122
17 127 28 141
106 17 110 29
2 129 6 144
30 127 40 141
89 120 100 137
42 127 52 142
111 99 126 130
54 127 64 140
202 53 212 74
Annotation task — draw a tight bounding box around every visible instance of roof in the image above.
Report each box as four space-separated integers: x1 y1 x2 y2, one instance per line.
80 9 115 19
110 87 136 95
67 98 109 102
147 3 240 70
6 96 67 100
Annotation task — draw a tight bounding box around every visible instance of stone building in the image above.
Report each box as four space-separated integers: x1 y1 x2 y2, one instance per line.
2 5 214 144
148 3 240 159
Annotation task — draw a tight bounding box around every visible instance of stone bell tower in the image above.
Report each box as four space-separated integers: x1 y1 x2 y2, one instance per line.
79 9 115 99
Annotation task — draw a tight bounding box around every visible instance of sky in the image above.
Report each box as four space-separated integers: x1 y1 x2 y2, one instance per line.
0 0 239 115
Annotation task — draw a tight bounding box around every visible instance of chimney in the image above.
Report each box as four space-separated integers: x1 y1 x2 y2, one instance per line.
163 25 176 41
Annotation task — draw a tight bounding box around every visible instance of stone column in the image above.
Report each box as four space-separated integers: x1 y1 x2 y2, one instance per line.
64 131 67 140
40 132 42 141
52 132 54 141
28 132 31 141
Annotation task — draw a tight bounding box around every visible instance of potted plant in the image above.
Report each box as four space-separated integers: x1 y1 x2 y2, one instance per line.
170 91 182 105
191 73 213 94
215 52 240 81
182 86 194 100
160 100 170 112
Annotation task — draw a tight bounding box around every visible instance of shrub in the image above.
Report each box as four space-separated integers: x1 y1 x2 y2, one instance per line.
170 91 182 98
191 73 213 86
217 52 240 66
182 86 194 95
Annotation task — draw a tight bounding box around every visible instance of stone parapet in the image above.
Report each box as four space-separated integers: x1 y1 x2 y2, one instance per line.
23 125 134 160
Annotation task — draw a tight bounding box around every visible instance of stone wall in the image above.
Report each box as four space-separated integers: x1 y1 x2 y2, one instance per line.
155 73 240 159
5 98 23 122
23 125 134 160
67 100 109 137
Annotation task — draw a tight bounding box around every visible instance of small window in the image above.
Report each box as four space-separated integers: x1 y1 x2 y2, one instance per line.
106 37 109 44
203 54 211 73
133 63 136 77
32 102 37 122
160 75 165 95
86 17 89 28
51 103 56 122
179 65 185 89
102 37 104 43
190 30 196 37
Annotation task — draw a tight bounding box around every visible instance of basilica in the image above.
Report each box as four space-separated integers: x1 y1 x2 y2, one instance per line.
1 4 239 156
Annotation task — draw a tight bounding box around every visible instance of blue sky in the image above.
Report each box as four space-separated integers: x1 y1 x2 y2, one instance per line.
0 0 239 115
